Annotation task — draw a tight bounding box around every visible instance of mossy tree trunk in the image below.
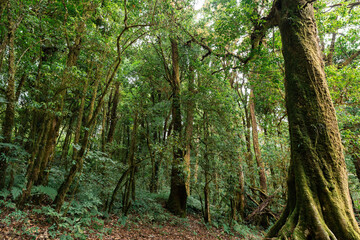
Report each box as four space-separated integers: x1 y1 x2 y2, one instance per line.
267 0 360 239
166 38 187 217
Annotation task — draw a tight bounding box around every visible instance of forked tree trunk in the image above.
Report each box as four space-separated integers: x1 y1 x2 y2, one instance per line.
267 1 360 238
166 38 187 217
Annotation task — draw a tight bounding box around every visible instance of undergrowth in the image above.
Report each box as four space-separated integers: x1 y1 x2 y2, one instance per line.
0 190 261 239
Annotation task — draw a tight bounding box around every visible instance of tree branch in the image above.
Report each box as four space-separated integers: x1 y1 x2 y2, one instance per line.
338 49 360 68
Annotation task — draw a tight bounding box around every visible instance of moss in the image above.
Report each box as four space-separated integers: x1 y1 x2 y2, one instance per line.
266 0 360 239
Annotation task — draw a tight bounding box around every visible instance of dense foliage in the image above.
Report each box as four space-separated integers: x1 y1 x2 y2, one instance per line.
0 0 359 238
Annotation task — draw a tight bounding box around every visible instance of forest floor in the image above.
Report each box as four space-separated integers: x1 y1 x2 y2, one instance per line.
0 203 263 240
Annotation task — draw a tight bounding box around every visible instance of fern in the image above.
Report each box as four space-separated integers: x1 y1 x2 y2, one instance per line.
11 187 22 200
32 185 58 201
0 189 10 199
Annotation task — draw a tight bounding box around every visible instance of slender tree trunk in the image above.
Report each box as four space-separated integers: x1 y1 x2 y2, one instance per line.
60 116 75 170
147 121 159 193
204 171 211 224
72 77 90 159
249 89 267 196
101 105 107 152
203 114 211 224
243 106 256 187
166 38 187 217
107 82 120 144
122 113 139 215
234 165 246 221
267 1 360 238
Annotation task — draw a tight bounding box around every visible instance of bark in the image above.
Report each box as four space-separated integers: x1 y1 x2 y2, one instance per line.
249 89 267 196
0 13 16 190
166 38 187 217
267 1 360 239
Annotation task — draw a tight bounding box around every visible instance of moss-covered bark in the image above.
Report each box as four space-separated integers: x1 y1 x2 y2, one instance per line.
166 38 187 217
267 1 360 239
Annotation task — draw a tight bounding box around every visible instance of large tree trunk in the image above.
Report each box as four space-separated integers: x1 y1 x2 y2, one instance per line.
166 38 187 217
267 1 360 239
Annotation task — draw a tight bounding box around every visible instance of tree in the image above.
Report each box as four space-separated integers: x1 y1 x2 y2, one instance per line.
264 0 360 238
166 38 187 217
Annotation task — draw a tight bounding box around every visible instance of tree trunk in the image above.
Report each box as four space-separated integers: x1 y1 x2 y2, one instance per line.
122 112 138 215
203 115 211 224
234 165 245 221
267 1 360 238
147 120 159 193
0 11 15 190
60 116 75 170
107 82 120 144
166 38 187 217
243 106 256 187
249 89 267 196
204 173 211 224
